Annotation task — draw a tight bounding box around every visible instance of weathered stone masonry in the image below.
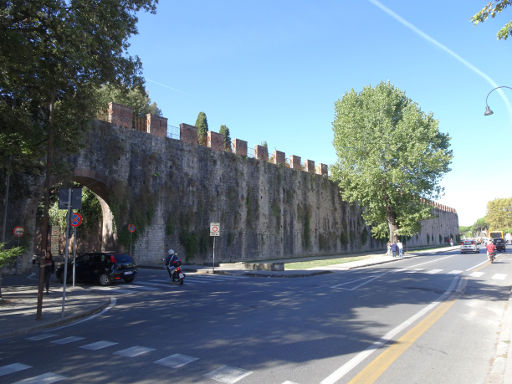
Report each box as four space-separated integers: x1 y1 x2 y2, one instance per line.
1 103 459 271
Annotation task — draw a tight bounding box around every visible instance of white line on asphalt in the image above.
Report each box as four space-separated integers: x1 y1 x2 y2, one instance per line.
11 372 66 384
204 365 253 384
466 259 489 271
0 363 31 377
26 333 57 341
154 353 199 368
320 276 461 384
114 346 155 358
426 269 443 274
469 271 485 278
492 274 507 280
80 341 118 351
50 336 85 345
448 270 463 274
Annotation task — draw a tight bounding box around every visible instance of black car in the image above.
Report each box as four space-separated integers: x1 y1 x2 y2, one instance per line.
493 238 506 252
56 252 137 286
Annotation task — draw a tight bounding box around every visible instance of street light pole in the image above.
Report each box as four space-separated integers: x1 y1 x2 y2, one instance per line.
484 85 512 116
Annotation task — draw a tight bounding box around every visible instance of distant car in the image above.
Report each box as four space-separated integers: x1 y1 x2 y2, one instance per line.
493 238 506 252
56 252 137 286
461 240 479 254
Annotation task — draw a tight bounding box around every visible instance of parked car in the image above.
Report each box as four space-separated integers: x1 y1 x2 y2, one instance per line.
460 239 479 254
493 238 506 252
56 252 137 286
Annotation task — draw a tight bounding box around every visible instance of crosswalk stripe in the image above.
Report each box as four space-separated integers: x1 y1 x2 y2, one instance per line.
0 363 31 377
448 270 463 275
80 341 118 351
155 353 199 368
204 365 253 384
51 336 85 345
470 271 485 277
114 346 155 357
11 372 66 384
492 273 507 280
26 333 57 341
427 269 443 274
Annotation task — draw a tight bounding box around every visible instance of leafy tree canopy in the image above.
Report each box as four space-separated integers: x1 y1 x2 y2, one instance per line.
219 124 231 151
195 112 208 145
96 84 162 119
0 0 158 174
485 197 512 230
472 0 512 40
331 81 453 241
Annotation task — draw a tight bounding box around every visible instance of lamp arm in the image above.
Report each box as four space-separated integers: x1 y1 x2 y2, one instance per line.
485 85 512 107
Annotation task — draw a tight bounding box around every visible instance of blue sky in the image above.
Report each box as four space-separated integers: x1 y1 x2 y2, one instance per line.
128 0 512 226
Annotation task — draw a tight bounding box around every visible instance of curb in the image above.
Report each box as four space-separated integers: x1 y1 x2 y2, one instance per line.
0 298 112 341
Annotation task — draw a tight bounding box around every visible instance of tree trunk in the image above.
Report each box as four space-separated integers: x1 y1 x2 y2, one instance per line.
387 205 398 243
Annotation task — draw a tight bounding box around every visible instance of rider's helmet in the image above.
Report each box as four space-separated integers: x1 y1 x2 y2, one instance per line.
168 249 175 255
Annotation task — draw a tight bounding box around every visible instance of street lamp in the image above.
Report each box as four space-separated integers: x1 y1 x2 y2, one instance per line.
484 85 512 116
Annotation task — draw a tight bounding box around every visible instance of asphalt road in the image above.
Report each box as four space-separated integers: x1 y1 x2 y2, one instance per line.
1 247 511 384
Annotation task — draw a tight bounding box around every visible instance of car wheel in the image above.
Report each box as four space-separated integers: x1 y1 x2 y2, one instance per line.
99 273 111 286
123 276 134 283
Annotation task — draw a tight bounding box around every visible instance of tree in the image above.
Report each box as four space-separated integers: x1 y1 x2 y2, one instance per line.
331 81 453 242
195 112 208 145
0 243 24 302
472 0 512 40
219 125 232 151
96 84 162 119
485 197 512 230
0 0 158 253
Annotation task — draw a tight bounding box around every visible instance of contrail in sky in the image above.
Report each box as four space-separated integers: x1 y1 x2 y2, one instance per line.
369 0 512 122
147 78 187 95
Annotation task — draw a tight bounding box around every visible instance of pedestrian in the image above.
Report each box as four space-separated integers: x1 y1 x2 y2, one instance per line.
390 242 398 257
386 241 391 256
397 239 403 257
42 250 55 294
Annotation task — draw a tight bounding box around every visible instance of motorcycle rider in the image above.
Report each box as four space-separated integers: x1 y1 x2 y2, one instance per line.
165 249 179 274
486 239 497 261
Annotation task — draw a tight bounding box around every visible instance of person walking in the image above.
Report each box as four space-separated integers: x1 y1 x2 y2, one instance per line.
42 250 55 294
386 241 391 256
397 239 404 257
390 242 398 257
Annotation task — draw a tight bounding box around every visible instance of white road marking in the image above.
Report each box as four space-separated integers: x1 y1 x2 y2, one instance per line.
470 271 485 278
12 372 66 383
114 346 155 357
80 341 118 351
50 336 85 345
448 270 463 274
0 363 31 377
26 333 57 341
492 274 507 280
154 353 199 368
321 276 461 384
204 365 253 384
427 269 443 274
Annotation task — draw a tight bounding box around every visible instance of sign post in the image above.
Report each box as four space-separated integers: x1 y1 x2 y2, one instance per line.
210 223 220 273
70 213 83 287
13 226 24 246
128 224 135 257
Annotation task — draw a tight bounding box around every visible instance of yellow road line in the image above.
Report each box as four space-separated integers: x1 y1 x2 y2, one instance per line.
348 297 457 384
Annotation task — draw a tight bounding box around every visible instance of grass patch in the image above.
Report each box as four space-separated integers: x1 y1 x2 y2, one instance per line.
285 255 372 270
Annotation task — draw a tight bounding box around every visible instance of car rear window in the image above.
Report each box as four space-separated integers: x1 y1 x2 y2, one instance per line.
114 254 134 263
463 241 474 245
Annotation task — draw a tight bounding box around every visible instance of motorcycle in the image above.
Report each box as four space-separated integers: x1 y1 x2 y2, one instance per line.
488 251 496 263
162 255 185 285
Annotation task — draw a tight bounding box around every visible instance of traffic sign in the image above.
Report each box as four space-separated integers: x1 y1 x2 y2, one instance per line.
128 224 136 233
210 223 220 237
13 226 25 237
58 188 82 209
70 213 83 227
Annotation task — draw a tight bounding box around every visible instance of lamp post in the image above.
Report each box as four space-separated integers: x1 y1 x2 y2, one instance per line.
484 85 512 116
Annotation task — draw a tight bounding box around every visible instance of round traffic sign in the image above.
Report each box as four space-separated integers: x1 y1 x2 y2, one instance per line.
128 224 136 233
70 212 83 227
13 226 25 237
